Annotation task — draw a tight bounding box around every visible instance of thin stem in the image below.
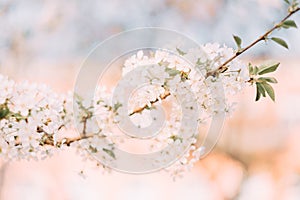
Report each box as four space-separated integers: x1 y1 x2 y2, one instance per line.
128 90 171 116
206 7 300 77
81 117 88 136
44 134 95 146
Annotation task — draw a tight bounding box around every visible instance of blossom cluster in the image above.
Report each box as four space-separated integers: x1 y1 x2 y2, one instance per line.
0 43 249 177
0 75 73 160
117 43 248 177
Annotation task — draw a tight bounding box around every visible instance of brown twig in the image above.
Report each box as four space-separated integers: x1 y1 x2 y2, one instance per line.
128 90 171 116
14 127 96 147
81 116 88 136
206 7 300 78
44 134 95 146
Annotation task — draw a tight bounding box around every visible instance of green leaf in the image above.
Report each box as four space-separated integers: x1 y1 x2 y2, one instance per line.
233 35 242 49
165 67 181 76
248 63 254 75
258 82 266 97
255 83 262 101
258 77 278 84
262 82 275 101
89 145 98 153
282 20 298 29
113 102 122 112
271 37 289 49
253 66 259 75
103 148 116 159
0 107 9 119
255 83 267 101
258 63 280 75
283 0 290 4
196 58 203 66
176 47 186 56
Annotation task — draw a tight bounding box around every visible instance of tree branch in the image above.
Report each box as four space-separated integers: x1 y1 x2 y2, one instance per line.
128 90 171 116
44 134 95 146
206 7 300 77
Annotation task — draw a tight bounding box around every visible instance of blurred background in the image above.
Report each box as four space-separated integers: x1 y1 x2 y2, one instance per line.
0 0 300 199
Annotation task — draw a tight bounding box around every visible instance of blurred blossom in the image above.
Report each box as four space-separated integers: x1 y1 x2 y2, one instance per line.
239 173 276 200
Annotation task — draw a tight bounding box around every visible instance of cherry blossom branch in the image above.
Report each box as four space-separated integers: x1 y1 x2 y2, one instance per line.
49 6 300 147
129 6 300 116
5 3 299 150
